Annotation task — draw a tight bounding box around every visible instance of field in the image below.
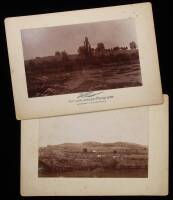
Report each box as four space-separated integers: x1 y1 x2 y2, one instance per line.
39 142 148 178
25 49 142 97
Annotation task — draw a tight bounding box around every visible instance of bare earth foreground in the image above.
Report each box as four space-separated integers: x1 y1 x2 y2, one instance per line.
25 49 142 97
39 142 148 178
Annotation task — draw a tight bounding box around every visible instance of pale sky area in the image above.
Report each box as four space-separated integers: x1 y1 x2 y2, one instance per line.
39 107 148 147
21 18 137 60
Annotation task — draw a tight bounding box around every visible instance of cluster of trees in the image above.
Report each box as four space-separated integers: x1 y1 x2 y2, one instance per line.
26 37 139 75
55 50 69 61
54 37 137 61
77 37 137 59
78 37 93 58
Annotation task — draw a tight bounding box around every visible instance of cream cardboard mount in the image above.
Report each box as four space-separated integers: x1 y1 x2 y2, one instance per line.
20 95 168 196
5 2 163 120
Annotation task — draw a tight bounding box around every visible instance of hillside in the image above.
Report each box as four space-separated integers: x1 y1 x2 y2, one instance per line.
39 141 148 177
45 141 147 152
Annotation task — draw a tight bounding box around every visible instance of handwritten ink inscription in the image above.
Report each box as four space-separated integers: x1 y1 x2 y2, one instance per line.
69 91 114 105
77 91 104 98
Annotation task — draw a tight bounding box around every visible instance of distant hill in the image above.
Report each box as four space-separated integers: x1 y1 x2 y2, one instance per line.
49 141 147 150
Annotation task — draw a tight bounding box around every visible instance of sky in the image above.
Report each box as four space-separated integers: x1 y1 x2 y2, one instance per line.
39 107 148 147
21 18 137 60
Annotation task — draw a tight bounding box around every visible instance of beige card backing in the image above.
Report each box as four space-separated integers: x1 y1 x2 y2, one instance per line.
5 2 162 120
20 95 168 196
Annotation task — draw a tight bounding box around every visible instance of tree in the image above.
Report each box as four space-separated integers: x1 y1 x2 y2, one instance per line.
130 41 137 49
113 46 120 51
78 46 85 56
96 42 105 52
61 50 69 61
78 37 92 58
84 37 90 48
55 51 61 56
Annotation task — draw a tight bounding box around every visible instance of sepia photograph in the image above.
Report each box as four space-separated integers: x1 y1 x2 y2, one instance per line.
20 95 168 196
38 108 148 178
5 3 163 119
21 18 142 98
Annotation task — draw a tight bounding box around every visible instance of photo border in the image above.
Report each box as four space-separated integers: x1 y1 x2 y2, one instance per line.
5 2 163 119
20 95 168 196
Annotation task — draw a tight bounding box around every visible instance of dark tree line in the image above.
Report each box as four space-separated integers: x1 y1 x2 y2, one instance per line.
54 37 137 61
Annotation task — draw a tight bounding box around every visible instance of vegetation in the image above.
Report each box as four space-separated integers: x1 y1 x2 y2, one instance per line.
39 142 148 177
25 37 141 97
78 37 93 58
130 41 137 49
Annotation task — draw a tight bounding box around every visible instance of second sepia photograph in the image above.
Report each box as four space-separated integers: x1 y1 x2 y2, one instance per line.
38 107 148 178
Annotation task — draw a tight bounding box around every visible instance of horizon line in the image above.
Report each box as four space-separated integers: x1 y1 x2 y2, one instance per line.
39 141 148 148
